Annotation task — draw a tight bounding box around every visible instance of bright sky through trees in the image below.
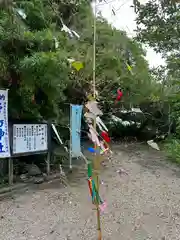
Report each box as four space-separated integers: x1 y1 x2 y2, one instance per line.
93 0 165 68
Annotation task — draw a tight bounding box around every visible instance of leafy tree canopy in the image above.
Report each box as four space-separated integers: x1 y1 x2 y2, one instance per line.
135 0 180 161
0 0 157 124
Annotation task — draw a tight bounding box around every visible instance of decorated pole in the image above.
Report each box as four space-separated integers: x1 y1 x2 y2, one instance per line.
92 1 102 240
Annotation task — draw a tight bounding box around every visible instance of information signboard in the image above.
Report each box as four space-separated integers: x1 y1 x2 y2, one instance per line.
12 124 48 155
0 90 10 158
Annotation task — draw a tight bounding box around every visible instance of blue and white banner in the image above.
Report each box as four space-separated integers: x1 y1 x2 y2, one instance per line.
70 104 83 158
0 90 10 158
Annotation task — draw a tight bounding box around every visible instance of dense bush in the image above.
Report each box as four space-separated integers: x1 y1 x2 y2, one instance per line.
135 0 180 161
0 0 178 157
0 0 157 124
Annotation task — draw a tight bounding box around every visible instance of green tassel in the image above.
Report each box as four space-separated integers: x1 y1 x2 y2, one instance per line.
87 162 92 178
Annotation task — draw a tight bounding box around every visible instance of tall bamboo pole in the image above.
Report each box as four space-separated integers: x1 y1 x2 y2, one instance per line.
92 1 102 240
93 0 96 99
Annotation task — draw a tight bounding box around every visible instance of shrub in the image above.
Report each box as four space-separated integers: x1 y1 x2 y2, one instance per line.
164 138 180 164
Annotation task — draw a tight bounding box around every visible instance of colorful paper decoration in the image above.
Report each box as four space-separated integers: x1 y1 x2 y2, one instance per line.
88 144 108 155
126 62 133 74
101 131 110 143
100 141 109 155
88 124 101 146
84 112 96 124
87 163 103 205
96 117 108 132
71 61 84 71
88 147 96 153
87 94 95 101
86 101 103 116
116 89 123 101
99 201 107 213
126 63 132 71
61 20 80 39
87 162 93 177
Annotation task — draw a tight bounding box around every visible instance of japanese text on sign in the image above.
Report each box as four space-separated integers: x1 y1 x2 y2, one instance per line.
0 90 10 158
13 124 48 154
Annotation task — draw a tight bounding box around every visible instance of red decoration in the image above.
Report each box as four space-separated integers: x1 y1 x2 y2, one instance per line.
101 131 110 143
114 89 123 104
116 89 123 101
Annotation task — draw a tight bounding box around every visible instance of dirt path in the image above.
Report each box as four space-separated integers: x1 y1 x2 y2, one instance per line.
1 143 180 240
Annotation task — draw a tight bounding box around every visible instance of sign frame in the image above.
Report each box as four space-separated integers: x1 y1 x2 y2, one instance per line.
10 122 51 157
0 89 10 158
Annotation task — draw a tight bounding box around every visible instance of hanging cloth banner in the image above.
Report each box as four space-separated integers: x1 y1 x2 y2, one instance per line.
0 90 10 158
70 104 83 158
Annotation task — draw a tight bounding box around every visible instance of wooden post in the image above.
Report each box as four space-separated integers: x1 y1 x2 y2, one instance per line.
46 121 51 176
46 152 50 176
8 157 13 185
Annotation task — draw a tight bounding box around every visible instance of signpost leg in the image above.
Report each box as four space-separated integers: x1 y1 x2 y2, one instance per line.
8 157 13 185
46 152 51 175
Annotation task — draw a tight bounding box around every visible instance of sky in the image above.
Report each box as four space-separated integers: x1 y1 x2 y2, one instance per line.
94 0 165 68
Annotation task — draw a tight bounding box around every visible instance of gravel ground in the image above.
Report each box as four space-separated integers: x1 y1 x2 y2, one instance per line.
1 143 180 240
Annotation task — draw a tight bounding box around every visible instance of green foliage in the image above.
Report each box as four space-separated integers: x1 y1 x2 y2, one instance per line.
0 0 160 125
135 0 180 161
135 1 180 55
164 138 180 164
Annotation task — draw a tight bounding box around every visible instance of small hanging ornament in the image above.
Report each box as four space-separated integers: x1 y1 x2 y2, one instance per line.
101 131 110 143
126 62 133 75
71 61 84 71
115 88 123 104
67 58 84 71
87 94 95 101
